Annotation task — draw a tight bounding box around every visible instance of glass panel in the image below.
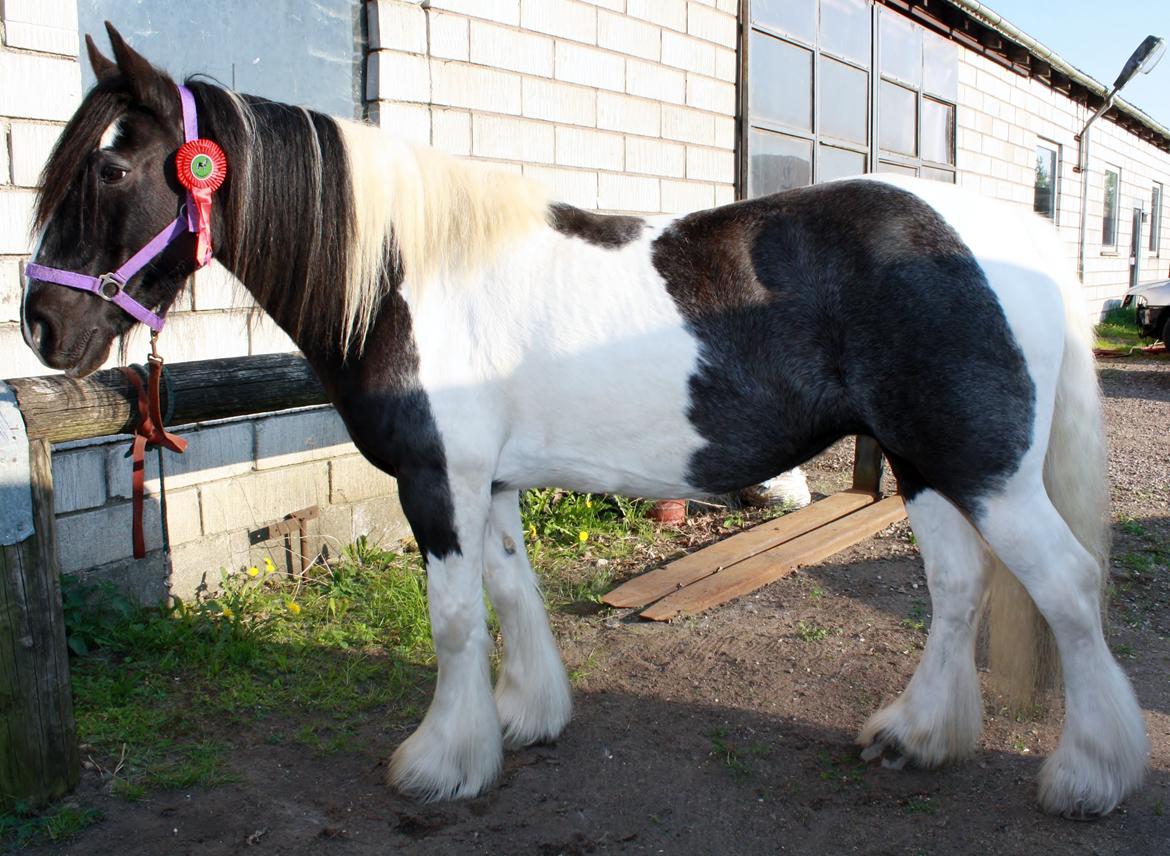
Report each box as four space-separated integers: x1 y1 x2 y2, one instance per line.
877 161 917 177
819 57 868 144
878 80 917 156
821 0 871 66
1151 185 1162 253
751 129 813 195
750 31 813 131
923 32 958 101
753 0 816 43
921 166 956 183
879 8 922 86
818 146 866 182
1102 170 1119 247
78 0 363 118
921 97 954 164
1034 145 1058 220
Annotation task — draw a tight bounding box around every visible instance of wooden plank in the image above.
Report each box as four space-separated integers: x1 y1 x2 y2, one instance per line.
601 490 876 608
640 496 907 621
6 353 327 444
0 439 79 810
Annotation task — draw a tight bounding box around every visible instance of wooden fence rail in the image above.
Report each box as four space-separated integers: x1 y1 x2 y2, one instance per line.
0 353 325 811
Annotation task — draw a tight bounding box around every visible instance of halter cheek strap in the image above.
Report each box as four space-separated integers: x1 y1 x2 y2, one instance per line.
23 84 224 333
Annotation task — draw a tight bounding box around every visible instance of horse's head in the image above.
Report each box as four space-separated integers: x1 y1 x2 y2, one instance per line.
22 24 196 377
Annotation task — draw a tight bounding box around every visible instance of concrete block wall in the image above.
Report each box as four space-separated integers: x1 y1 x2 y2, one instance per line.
366 0 740 215
955 51 1170 314
1 5 411 603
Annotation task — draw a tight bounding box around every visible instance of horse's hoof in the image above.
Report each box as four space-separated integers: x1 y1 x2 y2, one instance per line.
388 719 503 802
860 730 911 770
496 670 572 750
1061 803 1105 822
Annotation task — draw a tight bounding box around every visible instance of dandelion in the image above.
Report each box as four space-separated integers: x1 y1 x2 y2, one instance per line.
585 498 593 508
287 601 302 615
578 530 589 543
220 606 234 619
528 524 538 540
246 566 260 577
264 557 276 574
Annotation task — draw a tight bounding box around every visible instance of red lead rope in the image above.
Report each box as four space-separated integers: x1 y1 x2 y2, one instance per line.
120 347 187 559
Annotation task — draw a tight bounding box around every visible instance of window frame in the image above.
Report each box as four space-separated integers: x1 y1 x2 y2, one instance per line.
1101 166 1121 251
1033 139 1060 224
1151 182 1163 255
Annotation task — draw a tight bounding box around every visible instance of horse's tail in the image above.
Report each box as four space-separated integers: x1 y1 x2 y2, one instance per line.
985 224 1110 708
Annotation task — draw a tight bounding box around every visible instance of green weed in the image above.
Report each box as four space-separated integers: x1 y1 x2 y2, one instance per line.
0 803 103 849
796 620 831 642
1095 306 1150 350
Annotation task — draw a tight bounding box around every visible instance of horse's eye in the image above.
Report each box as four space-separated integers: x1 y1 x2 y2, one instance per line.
100 164 128 183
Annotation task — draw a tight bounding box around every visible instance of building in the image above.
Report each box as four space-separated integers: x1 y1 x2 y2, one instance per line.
1 0 1167 600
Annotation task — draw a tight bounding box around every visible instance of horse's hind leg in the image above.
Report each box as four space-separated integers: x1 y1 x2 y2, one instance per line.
976 476 1147 818
859 489 989 768
483 490 572 748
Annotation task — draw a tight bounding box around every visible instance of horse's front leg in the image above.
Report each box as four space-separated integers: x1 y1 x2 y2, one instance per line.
388 472 501 801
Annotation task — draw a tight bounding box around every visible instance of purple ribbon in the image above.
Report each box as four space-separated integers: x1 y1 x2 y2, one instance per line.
24 85 206 333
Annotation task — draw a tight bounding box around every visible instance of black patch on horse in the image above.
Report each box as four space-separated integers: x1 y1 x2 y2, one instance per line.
547 203 645 248
651 180 1035 516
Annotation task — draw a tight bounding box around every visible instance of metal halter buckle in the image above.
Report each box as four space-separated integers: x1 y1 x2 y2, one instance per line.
97 273 124 301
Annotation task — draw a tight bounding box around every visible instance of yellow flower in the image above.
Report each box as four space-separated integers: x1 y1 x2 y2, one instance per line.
220 606 234 619
585 499 592 508
528 524 538 540
578 530 589 543
264 557 276 574
246 566 260 577
287 601 302 615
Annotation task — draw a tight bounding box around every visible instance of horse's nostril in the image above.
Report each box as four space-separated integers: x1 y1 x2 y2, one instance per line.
29 320 48 352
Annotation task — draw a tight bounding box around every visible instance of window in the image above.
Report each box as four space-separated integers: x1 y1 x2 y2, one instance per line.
1152 184 1163 254
77 1 365 118
1102 168 1120 248
1033 143 1059 221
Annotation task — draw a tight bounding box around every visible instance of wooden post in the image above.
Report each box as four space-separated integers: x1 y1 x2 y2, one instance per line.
851 435 885 495
0 438 79 810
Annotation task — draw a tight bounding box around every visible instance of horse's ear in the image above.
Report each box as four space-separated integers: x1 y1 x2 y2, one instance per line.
85 34 117 82
104 21 179 122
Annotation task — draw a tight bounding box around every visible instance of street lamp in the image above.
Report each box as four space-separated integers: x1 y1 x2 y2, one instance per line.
1076 35 1165 281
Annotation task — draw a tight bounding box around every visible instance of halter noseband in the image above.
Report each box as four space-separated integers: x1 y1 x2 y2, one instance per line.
24 85 226 333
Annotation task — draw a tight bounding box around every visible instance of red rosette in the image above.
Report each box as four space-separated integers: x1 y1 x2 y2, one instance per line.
175 138 227 193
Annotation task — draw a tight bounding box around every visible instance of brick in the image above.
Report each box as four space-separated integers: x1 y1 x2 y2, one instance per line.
168 531 254 600
200 461 330 535
471 20 554 76
686 73 735 114
430 12 470 60
555 126 623 170
191 261 253 311
0 188 36 254
555 41 624 92
433 109 471 155
578 0 623 8
714 46 736 82
598 11 660 60
366 51 430 103
369 0 427 53
318 505 354 561
626 137 685 177
431 61 522 114
0 260 20 324
107 421 254 499
662 31 716 76
473 113 554 163
687 2 737 47
0 51 81 121
255 408 353 470
523 164 598 208
0 325 57 378
0 123 8 184
598 173 660 212
351 497 412 547
597 92 660 137
52 448 107 514
330 454 398 505
428 0 520 25
161 310 251 363
686 145 734 182
714 183 735 206
626 59 685 103
2 0 77 55
521 0 597 44
248 313 297 356
372 102 431 144
57 501 164 573
714 115 735 149
522 77 596 126
661 179 715 212
662 104 714 144
628 0 686 31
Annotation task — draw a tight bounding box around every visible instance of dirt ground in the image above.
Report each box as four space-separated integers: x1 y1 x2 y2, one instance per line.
35 358 1170 855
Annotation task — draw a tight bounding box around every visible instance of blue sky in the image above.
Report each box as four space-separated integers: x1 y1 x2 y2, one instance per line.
983 0 1170 126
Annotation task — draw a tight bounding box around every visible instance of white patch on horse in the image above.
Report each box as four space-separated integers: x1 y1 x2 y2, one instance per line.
99 117 124 150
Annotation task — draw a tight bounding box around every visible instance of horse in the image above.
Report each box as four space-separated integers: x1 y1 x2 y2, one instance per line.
21 25 1148 818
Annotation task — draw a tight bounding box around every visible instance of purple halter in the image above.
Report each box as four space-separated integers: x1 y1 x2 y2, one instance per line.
24 85 209 333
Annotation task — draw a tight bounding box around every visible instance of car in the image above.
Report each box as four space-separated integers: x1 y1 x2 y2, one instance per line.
1121 278 1170 342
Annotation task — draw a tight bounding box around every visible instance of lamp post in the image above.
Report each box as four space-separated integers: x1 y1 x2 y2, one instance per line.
1076 35 1165 281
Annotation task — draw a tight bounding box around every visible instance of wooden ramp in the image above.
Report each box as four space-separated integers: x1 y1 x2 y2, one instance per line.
602 490 906 621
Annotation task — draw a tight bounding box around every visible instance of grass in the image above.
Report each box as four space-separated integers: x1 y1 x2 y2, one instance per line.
1094 306 1152 351
795 620 831 642
0 804 103 850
